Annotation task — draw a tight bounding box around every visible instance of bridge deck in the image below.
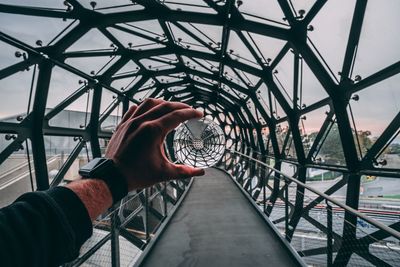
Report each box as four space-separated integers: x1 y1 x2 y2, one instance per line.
138 168 302 267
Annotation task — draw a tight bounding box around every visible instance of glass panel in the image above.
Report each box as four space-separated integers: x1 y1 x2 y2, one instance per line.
44 136 83 183
308 0 356 80
0 0 65 8
376 134 400 169
227 31 261 70
223 66 249 89
188 23 222 46
300 60 329 107
291 0 317 13
191 57 219 71
181 56 213 74
48 90 93 130
313 120 346 166
133 88 156 101
348 74 400 153
168 23 212 53
223 83 245 99
0 140 35 208
0 13 75 46
361 175 400 200
300 105 330 156
285 131 297 159
353 0 400 78
0 41 24 70
67 28 112 51
140 58 174 70
0 66 36 120
123 20 164 38
83 0 144 14
271 93 285 119
235 68 260 87
111 75 142 91
257 83 271 117
47 66 87 109
100 90 122 128
276 121 289 153
239 0 287 26
65 55 120 76
155 75 184 84
247 32 286 63
108 20 165 50
47 67 93 129
273 50 294 106
113 60 140 77
163 0 217 14
306 168 344 193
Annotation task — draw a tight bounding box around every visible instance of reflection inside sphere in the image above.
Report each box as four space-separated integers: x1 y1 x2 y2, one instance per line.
173 117 226 168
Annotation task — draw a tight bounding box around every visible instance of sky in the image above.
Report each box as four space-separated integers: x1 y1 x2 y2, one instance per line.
0 0 399 140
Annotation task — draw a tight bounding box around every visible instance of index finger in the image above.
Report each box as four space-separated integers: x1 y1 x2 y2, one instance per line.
156 108 203 133
116 105 137 131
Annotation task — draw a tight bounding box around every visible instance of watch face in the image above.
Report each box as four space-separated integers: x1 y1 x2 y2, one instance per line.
79 158 107 177
92 159 114 177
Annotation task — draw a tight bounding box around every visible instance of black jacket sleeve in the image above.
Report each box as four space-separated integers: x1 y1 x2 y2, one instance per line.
0 187 93 267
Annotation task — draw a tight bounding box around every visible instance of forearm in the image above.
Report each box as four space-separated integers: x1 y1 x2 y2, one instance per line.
0 187 93 266
65 178 113 221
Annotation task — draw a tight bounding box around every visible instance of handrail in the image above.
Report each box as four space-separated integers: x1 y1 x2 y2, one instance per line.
227 149 400 241
249 149 400 178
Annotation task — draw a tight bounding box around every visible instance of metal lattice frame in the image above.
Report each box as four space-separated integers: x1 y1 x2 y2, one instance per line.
0 1 400 266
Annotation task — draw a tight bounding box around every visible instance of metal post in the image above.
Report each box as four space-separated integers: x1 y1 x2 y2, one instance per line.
326 200 333 267
285 177 289 240
111 209 120 267
263 167 266 213
89 84 102 158
31 60 53 190
144 188 150 242
163 181 168 218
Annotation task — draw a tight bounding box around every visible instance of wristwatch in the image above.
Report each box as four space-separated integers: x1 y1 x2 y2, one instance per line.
79 158 128 204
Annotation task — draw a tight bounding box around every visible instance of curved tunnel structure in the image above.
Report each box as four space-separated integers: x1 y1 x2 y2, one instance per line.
0 1 399 266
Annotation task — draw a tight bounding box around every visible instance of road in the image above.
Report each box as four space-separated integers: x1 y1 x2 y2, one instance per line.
0 156 60 207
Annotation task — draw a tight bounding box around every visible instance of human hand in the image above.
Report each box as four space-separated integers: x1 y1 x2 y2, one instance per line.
105 98 205 191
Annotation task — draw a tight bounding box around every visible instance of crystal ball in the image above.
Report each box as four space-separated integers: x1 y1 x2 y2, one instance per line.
173 117 226 168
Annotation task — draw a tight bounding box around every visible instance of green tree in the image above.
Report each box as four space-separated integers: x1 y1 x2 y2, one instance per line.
355 130 373 157
318 124 345 165
307 125 374 165
388 143 400 154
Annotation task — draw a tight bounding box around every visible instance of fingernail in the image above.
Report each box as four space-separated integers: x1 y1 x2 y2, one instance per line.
196 110 204 117
196 168 205 176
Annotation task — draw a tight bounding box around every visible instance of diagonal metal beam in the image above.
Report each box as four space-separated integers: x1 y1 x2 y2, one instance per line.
340 0 367 81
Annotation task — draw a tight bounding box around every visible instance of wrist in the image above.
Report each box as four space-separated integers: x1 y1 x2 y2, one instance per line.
66 179 113 221
79 158 129 204
112 158 141 191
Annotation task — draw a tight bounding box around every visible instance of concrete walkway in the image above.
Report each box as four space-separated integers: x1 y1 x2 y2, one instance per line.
138 168 301 267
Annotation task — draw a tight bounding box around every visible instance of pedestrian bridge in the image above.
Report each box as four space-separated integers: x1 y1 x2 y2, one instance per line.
66 150 400 267
1 1 400 266
136 168 301 267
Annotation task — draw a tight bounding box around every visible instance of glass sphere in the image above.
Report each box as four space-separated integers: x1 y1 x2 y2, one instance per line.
173 117 226 168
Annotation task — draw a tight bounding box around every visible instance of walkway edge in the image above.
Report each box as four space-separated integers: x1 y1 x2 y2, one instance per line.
131 177 195 267
216 167 307 267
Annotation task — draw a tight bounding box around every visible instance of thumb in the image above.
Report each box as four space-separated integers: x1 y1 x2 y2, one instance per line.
166 163 205 180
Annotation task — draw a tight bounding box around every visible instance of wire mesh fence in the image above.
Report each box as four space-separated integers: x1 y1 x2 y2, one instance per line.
65 178 191 267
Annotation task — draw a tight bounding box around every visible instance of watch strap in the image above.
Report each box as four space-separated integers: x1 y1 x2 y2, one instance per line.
79 158 128 204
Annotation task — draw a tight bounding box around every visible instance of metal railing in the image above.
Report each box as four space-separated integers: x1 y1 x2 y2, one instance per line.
64 178 192 267
222 149 400 266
